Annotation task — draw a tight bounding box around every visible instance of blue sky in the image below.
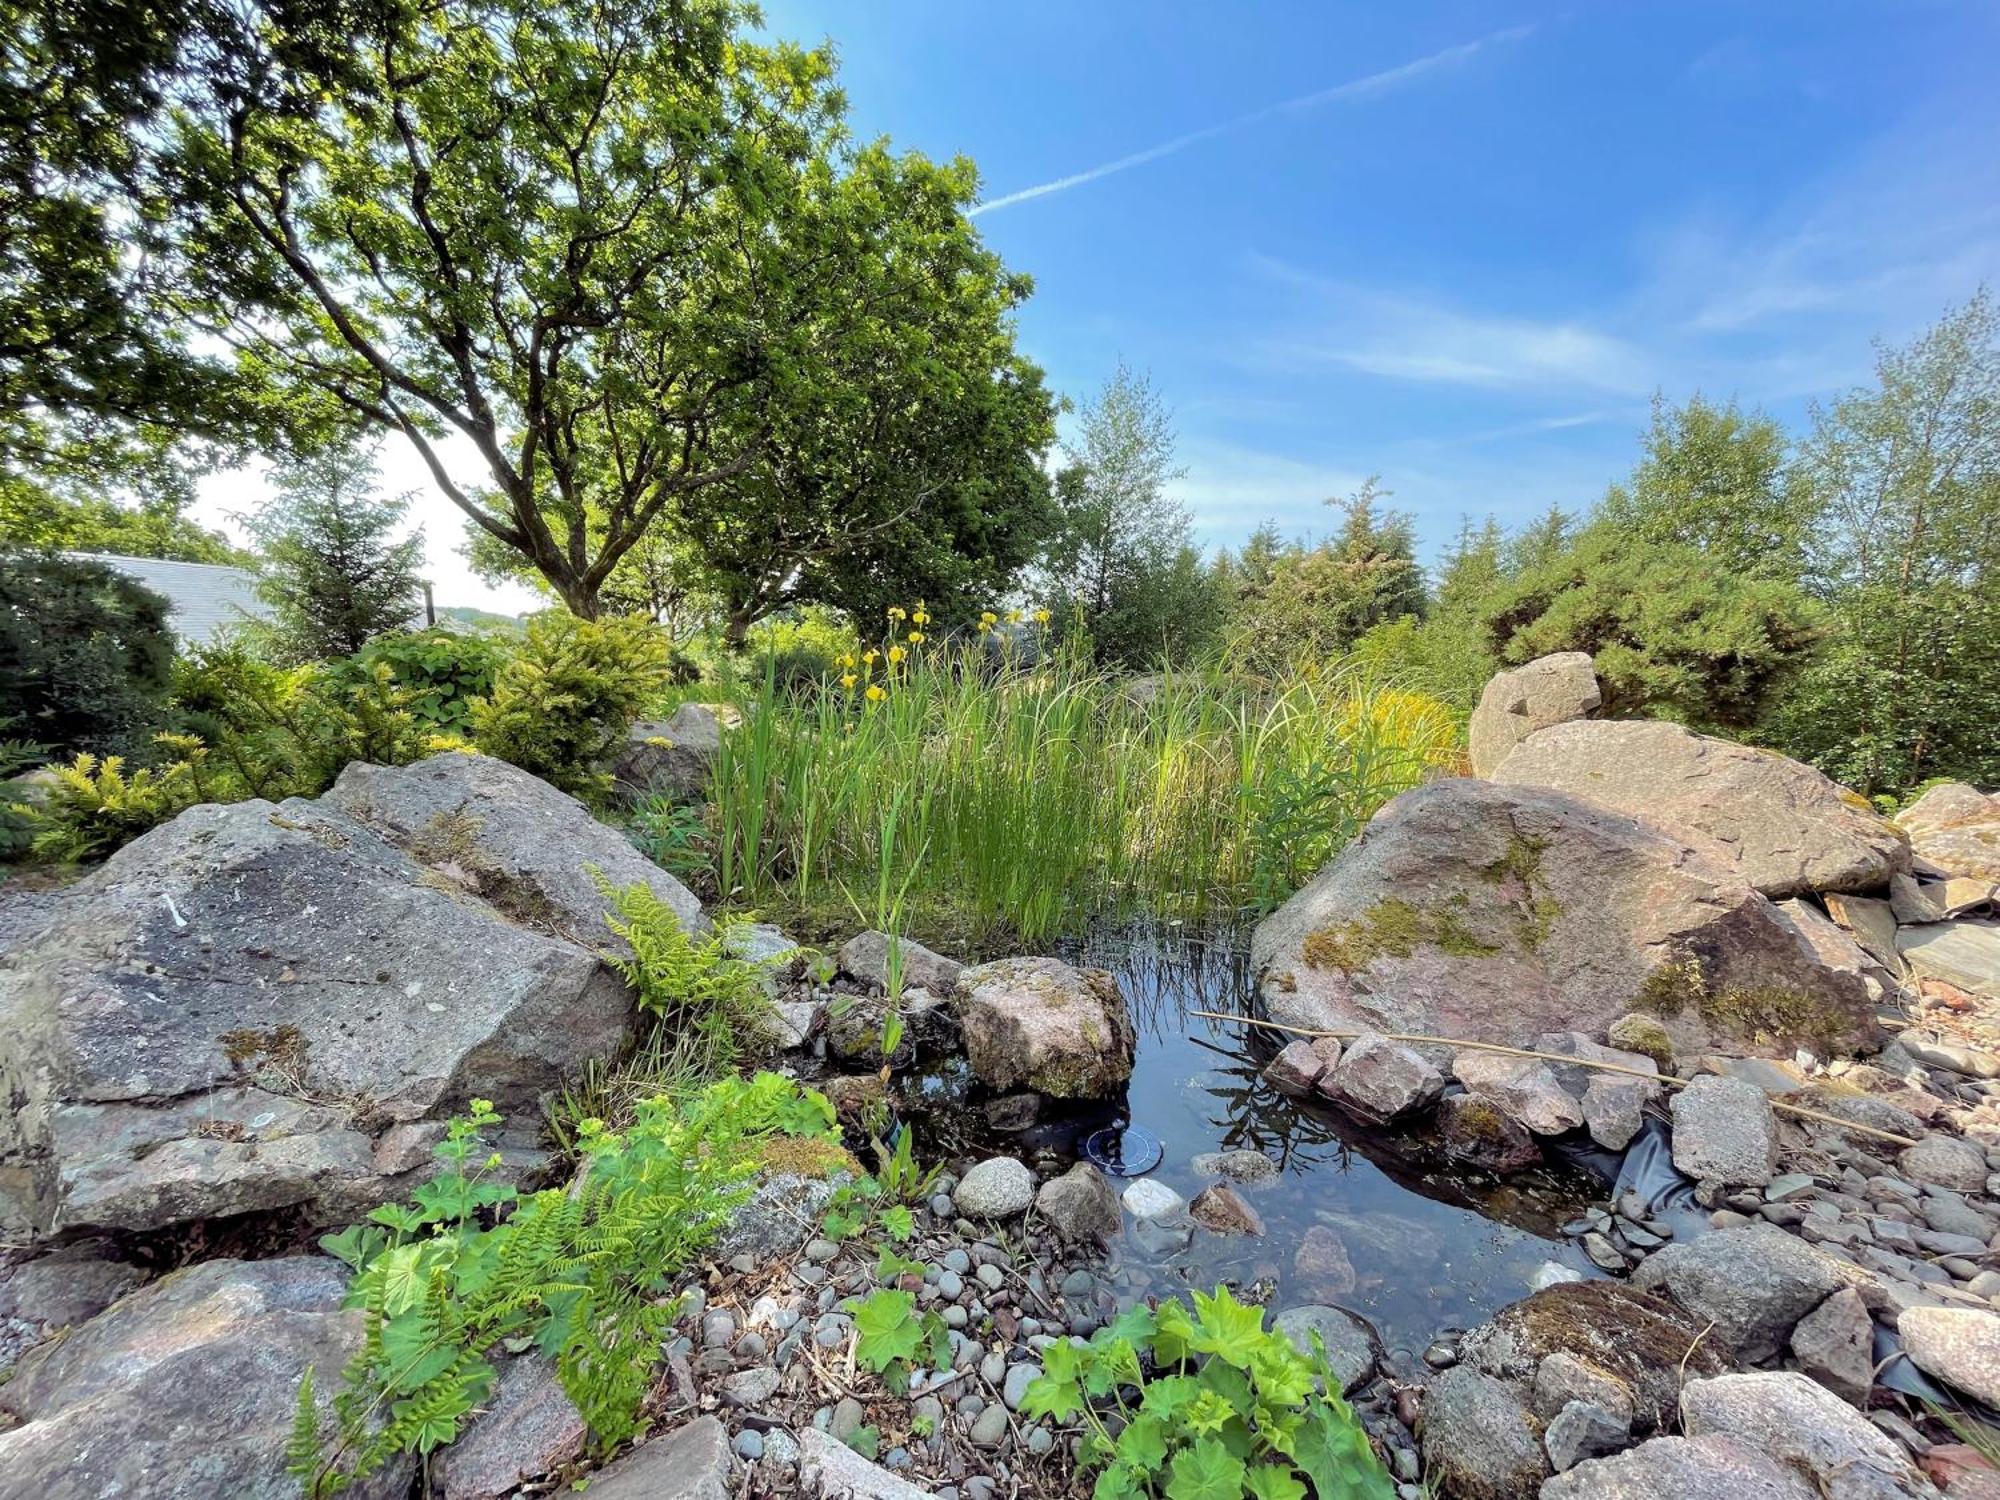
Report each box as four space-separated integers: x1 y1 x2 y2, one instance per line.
193 2 2000 606
762 0 2000 563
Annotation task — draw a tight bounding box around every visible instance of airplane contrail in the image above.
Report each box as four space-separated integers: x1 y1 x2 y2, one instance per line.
970 25 1535 217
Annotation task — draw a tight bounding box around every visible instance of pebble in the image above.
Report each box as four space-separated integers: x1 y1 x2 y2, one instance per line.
734 1430 764 1461
937 1269 964 1300
701 1310 736 1349
969 1404 1009 1447
830 1395 867 1443
763 1430 799 1466
975 1263 1005 1292
1002 1361 1043 1411
942 1249 972 1274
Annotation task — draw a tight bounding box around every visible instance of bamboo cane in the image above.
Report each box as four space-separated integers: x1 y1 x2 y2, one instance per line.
1188 1009 1922 1147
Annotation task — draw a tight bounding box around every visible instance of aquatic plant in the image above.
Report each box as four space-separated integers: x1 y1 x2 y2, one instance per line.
704 621 1457 942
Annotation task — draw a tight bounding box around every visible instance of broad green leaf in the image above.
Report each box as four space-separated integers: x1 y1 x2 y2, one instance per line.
1245 1464 1308 1500
1113 1412 1169 1472
849 1288 922 1372
1166 1436 1247 1500
1189 1286 1268 1370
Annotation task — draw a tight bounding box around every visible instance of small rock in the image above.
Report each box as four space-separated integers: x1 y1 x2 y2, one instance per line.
1035 1163 1122 1244
1681 1371 1932 1498
1532 1352 1635 1423
1606 1014 1675 1070
1788 1287 1874 1407
1899 1135 1989 1193
1630 1223 1852 1363
1263 1039 1329 1095
1189 1183 1264 1235
1120 1178 1186 1220
1898 1306 2000 1408
1273 1305 1380 1393
1670 1075 1777 1187
1189 1149 1281 1185
1454 1051 1586 1135
582 1416 735 1500
968 1404 1009 1448
798 1427 933 1500
720 1366 781 1408
1293 1225 1358 1297
1419 1366 1547 1500
1542 1435 1818 1499
1438 1093 1543 1172
1544 1400 1629 1473
1321 1033 1444 1122
954 1158 1034 1218
1002 1361 1042 1411
1581 1074 1653 1152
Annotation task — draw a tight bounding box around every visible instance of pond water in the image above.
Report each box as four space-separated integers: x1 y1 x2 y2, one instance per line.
912 926 1603 1360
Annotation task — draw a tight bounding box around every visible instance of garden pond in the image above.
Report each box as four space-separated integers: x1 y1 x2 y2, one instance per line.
902 924 1607 1361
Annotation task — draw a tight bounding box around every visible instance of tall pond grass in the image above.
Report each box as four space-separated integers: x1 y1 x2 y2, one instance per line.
698 641 1461 944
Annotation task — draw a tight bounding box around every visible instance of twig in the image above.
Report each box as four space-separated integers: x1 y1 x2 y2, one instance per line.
1193 1010 1922 1147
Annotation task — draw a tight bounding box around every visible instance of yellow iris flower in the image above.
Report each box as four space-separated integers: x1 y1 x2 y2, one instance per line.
888 645 906 665
907 630 925 645
865 684 886 703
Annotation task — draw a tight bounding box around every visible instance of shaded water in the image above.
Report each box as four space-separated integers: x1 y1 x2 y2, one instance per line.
920 926 1602 1359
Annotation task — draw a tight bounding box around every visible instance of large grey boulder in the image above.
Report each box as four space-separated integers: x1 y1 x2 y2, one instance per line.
1468 652 1600 778
1679 1372 1939 1500
1542 1435 1821 1500
612 702 729 801
1629 1223 1855 1362
1251 779 1874 1059
0 753 698 1238
1896 783 2000 882
1491 720 1909 898
327 751 706 939
955 957 1135 1098
0 1256 412 1500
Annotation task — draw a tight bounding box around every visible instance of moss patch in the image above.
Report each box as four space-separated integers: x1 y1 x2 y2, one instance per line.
1629 950 1851 1051
758 1135 860 1181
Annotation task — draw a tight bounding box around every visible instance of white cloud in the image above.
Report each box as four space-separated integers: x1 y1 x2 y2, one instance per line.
1240 265 1654 396
971 25 1534 216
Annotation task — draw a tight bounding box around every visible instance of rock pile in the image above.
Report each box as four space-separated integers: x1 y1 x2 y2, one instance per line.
0 752 703 1238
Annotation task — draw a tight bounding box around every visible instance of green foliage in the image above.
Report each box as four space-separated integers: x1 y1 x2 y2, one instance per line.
0 485 244 564
470 614 673 801
25 745 200 861
340 628 509 735
22 646 457 862
289 1075 838 1496
248 445 427 663
1021 1287 1394 1500
707 634 1457 941
1480 521 1823 729
1598 393 1803 577
0 732 46 859
0 551 175 758
1228 481 1428 678
1763 291 2000 793
595 878 780 1080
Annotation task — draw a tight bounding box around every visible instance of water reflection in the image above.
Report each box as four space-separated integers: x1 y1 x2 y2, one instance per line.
1021 924 1603 1352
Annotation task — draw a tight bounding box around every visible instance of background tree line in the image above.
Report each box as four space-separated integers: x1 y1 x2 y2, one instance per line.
1042 294 1998 797
2 0 1993 803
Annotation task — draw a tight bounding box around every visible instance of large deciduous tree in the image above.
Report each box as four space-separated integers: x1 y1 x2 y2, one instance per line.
162 0 827 618
1764 292 2000 792
147 0 1050 624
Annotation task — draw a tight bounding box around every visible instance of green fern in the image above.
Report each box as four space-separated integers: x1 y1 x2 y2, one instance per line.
296 1073 839 1496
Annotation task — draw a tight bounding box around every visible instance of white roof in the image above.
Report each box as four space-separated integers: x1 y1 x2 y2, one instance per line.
69 553 271 645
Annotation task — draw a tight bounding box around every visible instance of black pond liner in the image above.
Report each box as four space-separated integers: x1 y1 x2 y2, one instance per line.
1552 1116 1957 1409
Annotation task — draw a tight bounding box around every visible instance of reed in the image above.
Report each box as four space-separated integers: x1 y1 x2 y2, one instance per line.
702 637 1460 944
